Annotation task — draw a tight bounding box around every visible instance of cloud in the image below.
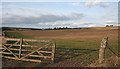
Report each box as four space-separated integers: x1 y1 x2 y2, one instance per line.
2 12 85 25
70 1 109 8
2 4 47 17
105 20 118 25
3 12 101 28
2 3 85 25
2 2 117 28
2 3 87 28
85 0 109 8
37 20 100 28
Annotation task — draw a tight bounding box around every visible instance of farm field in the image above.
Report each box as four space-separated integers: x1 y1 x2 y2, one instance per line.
1 26 119 67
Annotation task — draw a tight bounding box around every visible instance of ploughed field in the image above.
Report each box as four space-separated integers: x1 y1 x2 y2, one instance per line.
19 27 118 40
2 27 119 67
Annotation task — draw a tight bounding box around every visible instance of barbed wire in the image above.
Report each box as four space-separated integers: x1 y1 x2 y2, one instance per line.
106 44 118 57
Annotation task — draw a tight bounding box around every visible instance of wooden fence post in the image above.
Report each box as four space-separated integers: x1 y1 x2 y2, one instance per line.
2 37 6 44
19 38 23 58
2 31 6 44
51 42 56 64
99 36 108 64
2 31 5 38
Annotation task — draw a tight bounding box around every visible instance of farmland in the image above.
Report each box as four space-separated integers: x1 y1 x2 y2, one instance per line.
1 26 119 67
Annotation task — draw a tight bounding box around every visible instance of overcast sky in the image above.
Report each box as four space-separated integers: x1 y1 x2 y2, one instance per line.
0 0 119 28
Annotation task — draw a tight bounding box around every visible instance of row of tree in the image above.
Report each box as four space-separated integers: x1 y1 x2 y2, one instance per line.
106 25 114 27
2 27 82 31
44 27 81 30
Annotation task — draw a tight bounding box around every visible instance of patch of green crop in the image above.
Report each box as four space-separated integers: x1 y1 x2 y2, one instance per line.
54 38 118 65
55 39 100 49
105 41 118 58
4 31 31 38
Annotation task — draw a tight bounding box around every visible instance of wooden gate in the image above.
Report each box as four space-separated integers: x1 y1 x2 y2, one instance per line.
0 38 56 63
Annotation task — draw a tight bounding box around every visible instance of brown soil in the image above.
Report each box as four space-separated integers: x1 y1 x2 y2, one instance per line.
18 28 118 41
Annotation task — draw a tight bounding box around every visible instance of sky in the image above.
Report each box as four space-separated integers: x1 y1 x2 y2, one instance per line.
0 0 119 28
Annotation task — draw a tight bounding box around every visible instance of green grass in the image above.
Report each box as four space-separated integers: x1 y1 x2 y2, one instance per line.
56 39 100 49
105 41 118 58
4 31 31 38
54 39 118 65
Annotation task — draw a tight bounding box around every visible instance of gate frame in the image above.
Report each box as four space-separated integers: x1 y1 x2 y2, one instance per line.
0 38 56 63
